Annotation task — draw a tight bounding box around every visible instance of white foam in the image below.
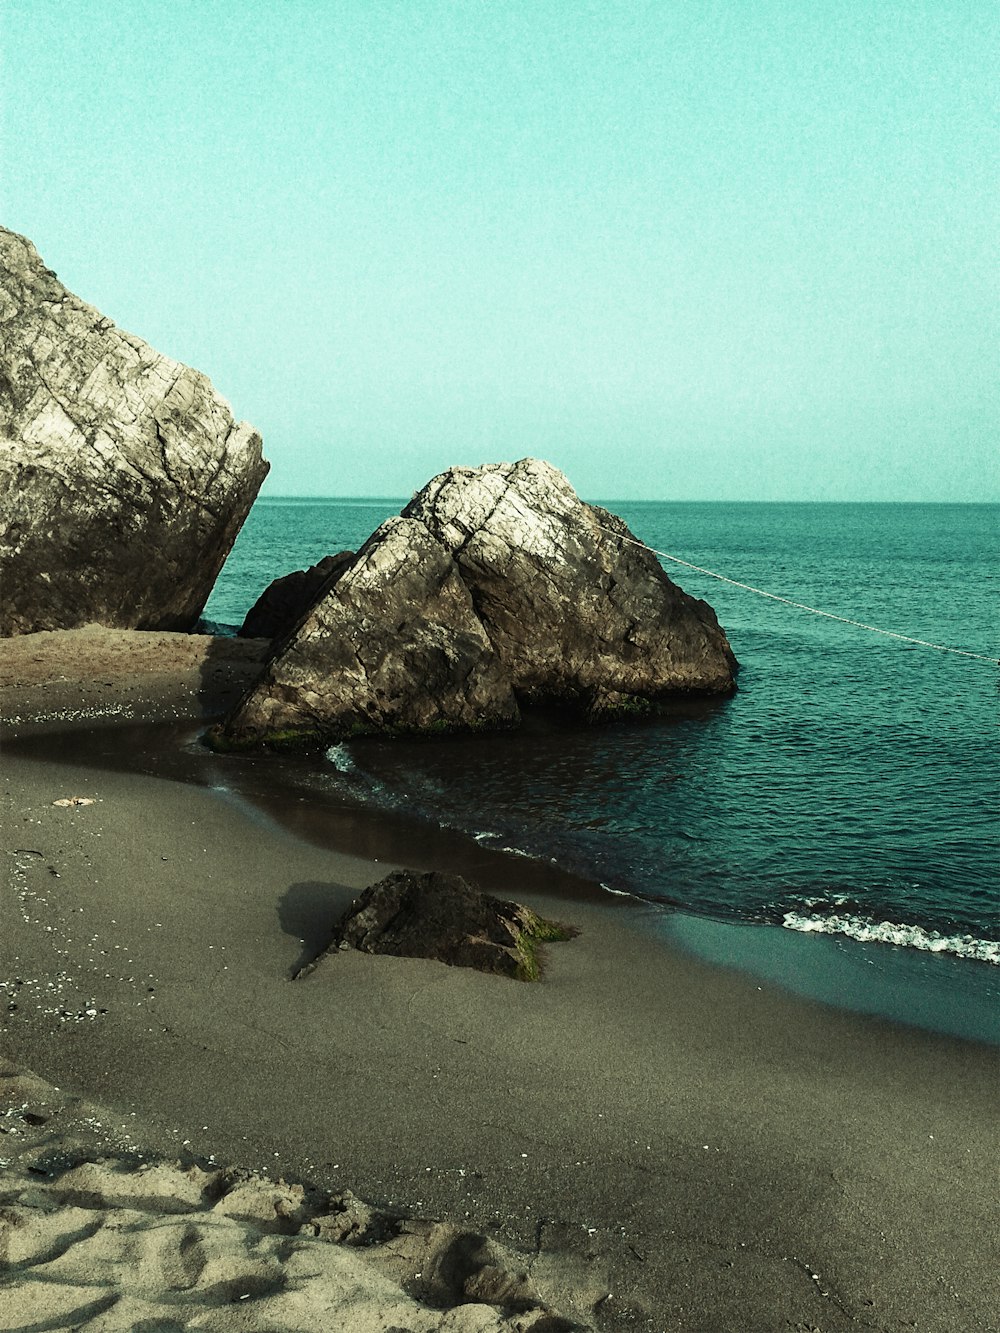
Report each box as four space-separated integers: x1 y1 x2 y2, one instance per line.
325 743 357 775
600 882 638 900
2 702 133 727
782 910 1000 965
472 830 534 858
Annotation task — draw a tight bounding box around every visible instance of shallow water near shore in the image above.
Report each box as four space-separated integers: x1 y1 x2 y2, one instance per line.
8 711 998 1047
204 498 998 950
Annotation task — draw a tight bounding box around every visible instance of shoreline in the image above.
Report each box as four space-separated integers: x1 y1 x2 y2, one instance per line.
2 629 999 1330
6 648 995 1050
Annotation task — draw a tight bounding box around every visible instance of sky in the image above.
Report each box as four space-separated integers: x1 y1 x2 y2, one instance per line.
1 1 996 501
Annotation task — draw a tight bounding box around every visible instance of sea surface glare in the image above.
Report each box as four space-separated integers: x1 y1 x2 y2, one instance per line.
204 499 999 1037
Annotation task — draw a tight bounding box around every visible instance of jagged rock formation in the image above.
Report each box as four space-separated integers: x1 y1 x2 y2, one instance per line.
215 458 736 749
216 517 519 749
0 227 268 635
296 869 575 981
238 551 354 640
405 458 737 714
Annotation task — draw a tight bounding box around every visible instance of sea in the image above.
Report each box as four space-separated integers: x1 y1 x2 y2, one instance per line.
203 498 999 1043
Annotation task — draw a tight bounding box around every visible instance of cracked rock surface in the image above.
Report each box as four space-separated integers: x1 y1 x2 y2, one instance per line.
221 516 519 746
406 459 738 713
0 227 268 635
220 459 736 747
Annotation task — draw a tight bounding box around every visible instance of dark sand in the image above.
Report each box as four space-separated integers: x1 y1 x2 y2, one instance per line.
1 629 998 1331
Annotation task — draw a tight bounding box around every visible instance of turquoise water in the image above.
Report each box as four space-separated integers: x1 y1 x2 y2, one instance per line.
205 499 999 978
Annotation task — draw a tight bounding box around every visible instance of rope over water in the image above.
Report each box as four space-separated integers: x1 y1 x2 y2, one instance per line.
595 522 998 664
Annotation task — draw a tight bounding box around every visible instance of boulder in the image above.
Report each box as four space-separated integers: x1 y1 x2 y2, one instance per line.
296 869 575 981
215 458 737 749
216 516 519 749
238 551 354 640
0 227 268 635
404 458 737 715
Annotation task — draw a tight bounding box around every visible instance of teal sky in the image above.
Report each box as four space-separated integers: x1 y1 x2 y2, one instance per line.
2 1 996 500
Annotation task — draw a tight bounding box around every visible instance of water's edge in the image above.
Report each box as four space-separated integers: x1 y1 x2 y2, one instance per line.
7 714 997 1048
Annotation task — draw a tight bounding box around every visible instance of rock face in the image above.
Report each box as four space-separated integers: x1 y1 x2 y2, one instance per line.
217 458 736 748
405 458 737 714
0 228 268 635
297 869 574 981
238 551 354 640
218 517 519 748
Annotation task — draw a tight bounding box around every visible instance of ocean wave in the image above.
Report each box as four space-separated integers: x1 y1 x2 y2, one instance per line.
472 831 532 857
600 882 639 900
781 910 1000 965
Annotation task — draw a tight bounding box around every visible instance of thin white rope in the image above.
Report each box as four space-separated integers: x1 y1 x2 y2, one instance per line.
595 523 998 664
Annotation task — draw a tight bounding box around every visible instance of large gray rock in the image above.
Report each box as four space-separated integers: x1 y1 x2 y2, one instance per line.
216 458 736 749
0 228 268 635
404 458 737 716
216 516 519 749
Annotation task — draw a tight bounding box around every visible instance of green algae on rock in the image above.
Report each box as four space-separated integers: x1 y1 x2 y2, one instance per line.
295 869 577 983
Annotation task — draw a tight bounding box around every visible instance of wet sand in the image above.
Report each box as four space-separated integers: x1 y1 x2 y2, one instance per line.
1 629 998 1331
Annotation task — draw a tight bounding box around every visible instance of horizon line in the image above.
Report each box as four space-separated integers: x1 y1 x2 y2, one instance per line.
253 494 999 505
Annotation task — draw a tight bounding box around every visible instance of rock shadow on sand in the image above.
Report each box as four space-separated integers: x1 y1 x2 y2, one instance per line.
278 880 347 978
194 632 270 721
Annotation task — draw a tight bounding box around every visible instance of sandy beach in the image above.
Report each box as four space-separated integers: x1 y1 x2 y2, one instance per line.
1 629 998 1331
